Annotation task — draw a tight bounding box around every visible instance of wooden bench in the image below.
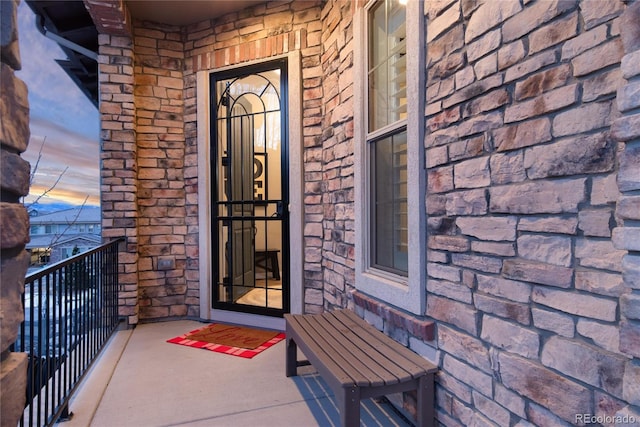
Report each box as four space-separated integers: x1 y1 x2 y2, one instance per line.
285 309 438 427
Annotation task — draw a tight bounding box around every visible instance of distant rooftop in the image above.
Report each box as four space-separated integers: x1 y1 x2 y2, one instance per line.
29 206 100 224
27 233 102 250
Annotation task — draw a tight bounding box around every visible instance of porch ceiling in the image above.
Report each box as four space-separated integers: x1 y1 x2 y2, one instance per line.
125 0 265 26
24 0 265 107
25 0 99 107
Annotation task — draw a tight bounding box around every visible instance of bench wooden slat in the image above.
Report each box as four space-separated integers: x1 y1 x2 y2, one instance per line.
300 314 386 387
330 310 427 377
313 313 396 387
322 311 415 385
285 314 354 388
339 310 438 374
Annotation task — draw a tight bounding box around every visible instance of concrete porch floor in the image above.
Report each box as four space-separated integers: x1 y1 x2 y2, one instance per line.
63 320 413 427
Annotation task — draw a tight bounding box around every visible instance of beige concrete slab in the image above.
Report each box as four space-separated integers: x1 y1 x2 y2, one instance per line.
65 327 134 427
67 320 412 427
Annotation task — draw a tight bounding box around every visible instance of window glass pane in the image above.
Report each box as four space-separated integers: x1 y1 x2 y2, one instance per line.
369 2 386 69
368 64 388 130
368 0 406 132
371 130 408 274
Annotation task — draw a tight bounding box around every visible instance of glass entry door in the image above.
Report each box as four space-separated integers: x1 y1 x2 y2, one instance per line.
211 60 289 317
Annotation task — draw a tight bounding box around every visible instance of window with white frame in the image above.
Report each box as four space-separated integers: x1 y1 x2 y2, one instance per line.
355 0 425 314
368 0 408 275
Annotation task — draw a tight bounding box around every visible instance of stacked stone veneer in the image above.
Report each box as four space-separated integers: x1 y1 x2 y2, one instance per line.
613 0 640 416
92 0 325 321
131 21 188 320
86 0 640 424
424 0 640 424
0 0 29 424
184 0 324 317
316 0 359 314
98 33 138 323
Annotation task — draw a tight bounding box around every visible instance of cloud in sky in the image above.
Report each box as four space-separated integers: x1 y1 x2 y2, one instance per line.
16 2 100 206
22 117 100 206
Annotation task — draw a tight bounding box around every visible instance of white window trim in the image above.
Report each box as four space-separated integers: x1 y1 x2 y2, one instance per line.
354 0 426 314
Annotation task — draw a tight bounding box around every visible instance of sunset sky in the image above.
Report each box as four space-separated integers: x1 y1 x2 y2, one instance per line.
16 1 101 207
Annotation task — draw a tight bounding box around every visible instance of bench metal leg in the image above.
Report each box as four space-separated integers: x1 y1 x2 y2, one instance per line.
336 385 360 427
417 374 435 427
286 336 298 377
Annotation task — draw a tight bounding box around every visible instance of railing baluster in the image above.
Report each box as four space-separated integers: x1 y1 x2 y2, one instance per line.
73 262 79 389
18 285 26 427
55 268 62 416
88 253 94 362
60 264 68 421
28 279 35 427
16 239 123 427
36 275 43 425
50 271 57 415
43 273 50 424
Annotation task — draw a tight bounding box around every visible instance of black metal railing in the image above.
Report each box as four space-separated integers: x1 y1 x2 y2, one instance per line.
12 238 123 427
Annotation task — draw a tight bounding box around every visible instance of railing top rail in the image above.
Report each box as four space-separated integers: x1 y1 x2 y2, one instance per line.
26 237 125 282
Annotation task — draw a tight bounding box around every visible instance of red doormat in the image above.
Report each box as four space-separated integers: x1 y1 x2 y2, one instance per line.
167 323 285 359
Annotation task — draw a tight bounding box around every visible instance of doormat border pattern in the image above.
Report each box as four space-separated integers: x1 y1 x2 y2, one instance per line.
167 324 285 359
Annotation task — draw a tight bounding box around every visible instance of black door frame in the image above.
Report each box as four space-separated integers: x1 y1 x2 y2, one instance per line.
210 58 290 317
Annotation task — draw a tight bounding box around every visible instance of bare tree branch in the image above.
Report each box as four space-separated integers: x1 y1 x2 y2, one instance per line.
29 136 46 186
48 195 89 249
25 136 94 266
25 136 71 212
29 166 68 208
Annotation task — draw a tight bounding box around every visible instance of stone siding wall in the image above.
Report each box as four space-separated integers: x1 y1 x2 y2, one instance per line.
424 0 639 424
88 0 640 424
131 22 190 320
317 0 356 313
96 0 326 321
0 0 29 423
613 0 640 416
182 0 325 317
98 30 139 324
98 14 193 321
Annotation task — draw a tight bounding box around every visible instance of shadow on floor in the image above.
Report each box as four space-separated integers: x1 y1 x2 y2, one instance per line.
292 368 414 427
